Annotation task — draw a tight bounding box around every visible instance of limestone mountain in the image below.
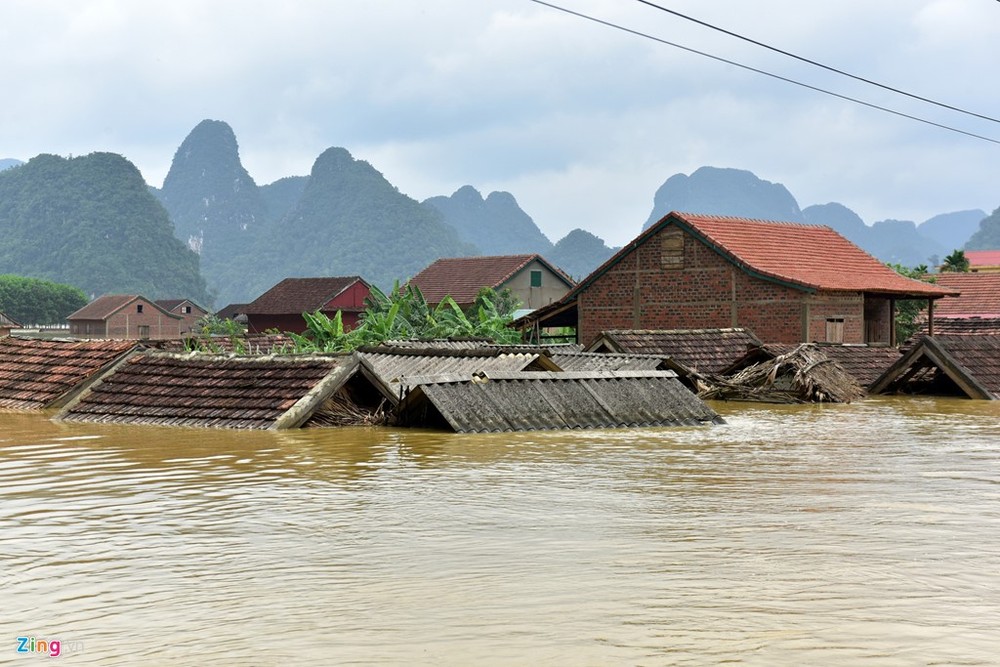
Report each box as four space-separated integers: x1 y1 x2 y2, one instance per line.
423 185 554 255
548 229 617 281
248 147 476 298
965 207 1000 250
155 119 271 304
259 176 309 225
0 158 22 171
0 152 208 302
643 166 804 229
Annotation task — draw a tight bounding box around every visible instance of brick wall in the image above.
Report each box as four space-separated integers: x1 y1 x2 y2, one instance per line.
105 298 182 339
578 224 869 345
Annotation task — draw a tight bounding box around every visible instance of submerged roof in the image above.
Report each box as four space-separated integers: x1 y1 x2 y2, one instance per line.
68 294 181 321
870 334 1000 400
357 347 559 401
569 212 956 299
408 254 574 305
590 328 764 376
57 352 367 428
245 276 367 315
931 272 1000 317
396 370 723 432
0 337 138 410
722 343 901 389
913 316 1000 338
548 351 668 372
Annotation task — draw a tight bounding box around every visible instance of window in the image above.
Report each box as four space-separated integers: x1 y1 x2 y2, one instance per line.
530 270 542 288
136 304 144 314
825 318 844 343
137 325 150 339
183 305 192 314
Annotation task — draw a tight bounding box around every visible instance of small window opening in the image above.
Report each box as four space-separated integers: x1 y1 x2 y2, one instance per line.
136 304 144 314
530 270 542 288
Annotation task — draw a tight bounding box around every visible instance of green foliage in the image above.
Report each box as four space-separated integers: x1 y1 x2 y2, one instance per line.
0 152 209 303
287 281 521 353
0 274 87 325
474 286 521 319
194 313 246 336
888 263 933 342
940 249 970 273
965 206 1000 251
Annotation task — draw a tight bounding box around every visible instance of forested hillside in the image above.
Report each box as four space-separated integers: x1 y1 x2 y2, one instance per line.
0 153 208 302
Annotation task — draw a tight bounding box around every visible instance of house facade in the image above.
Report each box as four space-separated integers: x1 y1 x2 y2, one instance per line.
522 212 955 346
408 254 574 310
155 299 209 335
244 276 371 334
67 295 183 340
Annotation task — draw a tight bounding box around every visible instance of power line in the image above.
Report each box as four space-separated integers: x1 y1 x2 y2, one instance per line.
633 0 1000 125
527 0 1000 145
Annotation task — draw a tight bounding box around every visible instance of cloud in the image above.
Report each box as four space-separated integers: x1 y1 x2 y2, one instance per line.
1 0 997 246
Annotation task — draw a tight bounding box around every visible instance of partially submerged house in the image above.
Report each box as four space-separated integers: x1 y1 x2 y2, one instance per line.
155 299 210 335
0 311 20 337
56 352 394 428
0 337 138 410
408 254 575 310
587 328 764 376
67 294 183 340
244 276 371 334
356 346 560 403
395 370 723 432
721 342 902 390
870 335 1000 400
519 213 956 347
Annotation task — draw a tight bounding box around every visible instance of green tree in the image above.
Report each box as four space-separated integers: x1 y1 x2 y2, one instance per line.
0 274 87 325
888 263 932 342
940 249 970 273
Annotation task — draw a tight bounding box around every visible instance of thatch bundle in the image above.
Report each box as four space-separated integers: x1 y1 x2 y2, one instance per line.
309 393 390 427
700 344 866 404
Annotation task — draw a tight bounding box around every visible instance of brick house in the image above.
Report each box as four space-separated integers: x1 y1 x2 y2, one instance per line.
244 276 371 334
155 299 210 335
67 295 183 340
408 254 575 311
520 212 956 346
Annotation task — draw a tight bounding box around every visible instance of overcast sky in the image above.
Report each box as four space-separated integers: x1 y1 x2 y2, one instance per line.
1 0 998 246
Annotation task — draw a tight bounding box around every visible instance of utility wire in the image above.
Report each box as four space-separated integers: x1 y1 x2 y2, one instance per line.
633 0 1000 125
528 0 1000 145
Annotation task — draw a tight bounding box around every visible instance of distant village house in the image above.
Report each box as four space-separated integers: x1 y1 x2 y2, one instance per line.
408 254 575 312
155 299 209 335
67 295 183 340
243 276 371 334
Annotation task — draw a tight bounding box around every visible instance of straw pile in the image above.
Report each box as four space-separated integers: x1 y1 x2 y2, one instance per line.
700 344 866 404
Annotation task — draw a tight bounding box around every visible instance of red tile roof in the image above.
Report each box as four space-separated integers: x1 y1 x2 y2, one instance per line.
245 277 366 315
68 295 180 321
0 337 138 409
966 250 1000 267
932 273 1000 317
569 212 956 300
408 254 574 305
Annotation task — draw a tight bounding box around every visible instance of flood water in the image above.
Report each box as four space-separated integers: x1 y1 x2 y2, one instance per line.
2 397 999 666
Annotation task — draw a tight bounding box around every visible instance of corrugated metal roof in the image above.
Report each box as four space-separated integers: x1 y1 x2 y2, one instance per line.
357 348 558 402
397 371 723 432
549 351 667 372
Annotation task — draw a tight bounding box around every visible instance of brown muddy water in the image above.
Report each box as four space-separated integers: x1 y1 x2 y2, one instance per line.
1 397 999 666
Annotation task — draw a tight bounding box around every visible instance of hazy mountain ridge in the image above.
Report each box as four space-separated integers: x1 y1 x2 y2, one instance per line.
423 186 554 256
